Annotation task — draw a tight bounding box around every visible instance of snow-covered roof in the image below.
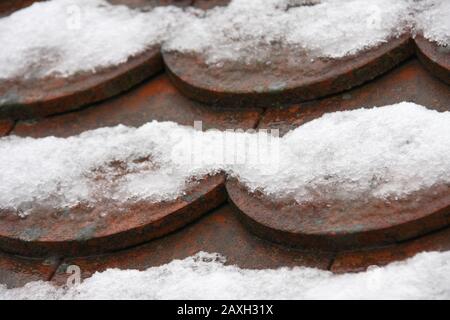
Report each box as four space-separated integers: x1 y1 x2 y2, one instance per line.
0 0 448 300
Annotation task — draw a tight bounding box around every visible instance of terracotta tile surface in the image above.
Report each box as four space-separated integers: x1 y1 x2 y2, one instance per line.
0 3 449 289
224 59 450 252
164 34 414 107
13 75 263 138
193 0 230 9
51 204 333 285
331 226 450 274
1 54 448 288
0 47 164 120
0 0 231 121
0 0 42 17
415 35 450 86
0 252 59 289
107 0 192 8
0 119 13 136
259 58 450 136
0 175 227 257
227 179 450 251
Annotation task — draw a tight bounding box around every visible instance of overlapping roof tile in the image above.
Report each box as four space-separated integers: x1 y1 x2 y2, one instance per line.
0 0 449 289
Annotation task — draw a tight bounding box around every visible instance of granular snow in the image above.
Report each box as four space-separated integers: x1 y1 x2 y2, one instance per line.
164 0 413 65
1 250 450 299
3 0 438 79
414 0 450 46
0 0 446 79
233 102 450 203
0 0 194 79
0 102 449 215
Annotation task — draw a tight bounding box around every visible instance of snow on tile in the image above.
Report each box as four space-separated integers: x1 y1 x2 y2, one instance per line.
231 102 450 203
1 102 449 215
1 250 450 299
0 122 215 216
0 0 444 78
0 0 192 79
0 118 263 216
164 0 413 65
414 0 450 46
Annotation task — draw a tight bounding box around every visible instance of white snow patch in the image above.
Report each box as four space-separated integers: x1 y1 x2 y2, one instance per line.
415 0 450 46
234 102 450 203
0 0 194 79
0 122 218 216
1 250 450 299
0 0 446 78
163 0 413 65
0 102 449 215
0 0 419 79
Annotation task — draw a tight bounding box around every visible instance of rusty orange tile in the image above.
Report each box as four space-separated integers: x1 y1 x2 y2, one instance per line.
0 175 227 257
0 119 13 137
259 59 450 136
193 0 229 9
13 74 263 138
0 48 163 120
0 0 42 17
0 252 59 288
226 58 450 252
51 204 333 285
227 178 450 252
415 35 450 86
331 226 450 273
164 34 414 107
107 0 192 8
